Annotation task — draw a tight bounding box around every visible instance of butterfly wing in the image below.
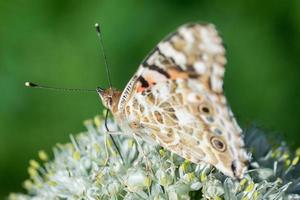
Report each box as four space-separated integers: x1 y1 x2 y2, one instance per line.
117 23 248 178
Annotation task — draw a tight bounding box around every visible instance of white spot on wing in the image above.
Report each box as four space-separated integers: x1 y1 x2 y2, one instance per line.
175 107 195 124
143 70 166 83
157 84 170 101
145 51 159 65
194 61 207 74
211 76 223 92
178 27 194 43
199 27 224 54
136 65 144 75
187 93 199 103
188 79 206 92
212 64 225 76
158 42 186 68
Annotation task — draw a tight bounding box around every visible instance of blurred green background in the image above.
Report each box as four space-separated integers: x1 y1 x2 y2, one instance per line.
0 0 299 198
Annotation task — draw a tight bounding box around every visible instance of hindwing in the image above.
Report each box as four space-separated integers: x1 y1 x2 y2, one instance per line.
118 23 248 178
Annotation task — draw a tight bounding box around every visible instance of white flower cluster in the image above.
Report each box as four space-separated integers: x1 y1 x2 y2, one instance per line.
9 116 300 200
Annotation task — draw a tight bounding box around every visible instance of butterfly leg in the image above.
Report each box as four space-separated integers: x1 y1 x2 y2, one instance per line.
105 131 131 136
102 130 131 166
102 131 131 165
132 133 153 176
103 132 110 165
103 109 125 165
102 132 129 165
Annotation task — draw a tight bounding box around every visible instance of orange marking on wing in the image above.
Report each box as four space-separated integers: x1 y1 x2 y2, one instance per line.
168 69 189 80
137 85 145 93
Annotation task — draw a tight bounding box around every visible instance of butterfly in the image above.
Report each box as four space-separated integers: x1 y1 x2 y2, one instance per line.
97 23 249 179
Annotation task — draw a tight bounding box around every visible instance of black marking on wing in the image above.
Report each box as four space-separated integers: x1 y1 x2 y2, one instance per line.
142 45 184 76
137 76 149 88
141 47 159 66
184 22 209 28
156 47 164 58
186 64 195 72
231 160 237 177
189 74 200 79
141 30 183 71
156 48 184 72
186 64 200 78
145 64 170 78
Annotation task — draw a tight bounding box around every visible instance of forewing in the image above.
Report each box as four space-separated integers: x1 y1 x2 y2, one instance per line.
118 23 248 178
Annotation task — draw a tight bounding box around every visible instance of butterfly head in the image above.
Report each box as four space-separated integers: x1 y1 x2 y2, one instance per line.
97 87 121 112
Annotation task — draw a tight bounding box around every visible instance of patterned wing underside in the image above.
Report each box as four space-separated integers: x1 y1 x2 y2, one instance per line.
118 23 249 178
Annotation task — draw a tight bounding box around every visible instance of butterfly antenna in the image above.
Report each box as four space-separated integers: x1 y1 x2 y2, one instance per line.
25 82 96 92
94 24 124 164
105 109 125 164
95 23 113 88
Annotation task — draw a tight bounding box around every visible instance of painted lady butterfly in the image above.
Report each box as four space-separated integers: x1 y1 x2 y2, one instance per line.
97 23 249 178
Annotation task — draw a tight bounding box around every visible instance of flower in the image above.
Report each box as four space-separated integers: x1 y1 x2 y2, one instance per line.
9 116 300 200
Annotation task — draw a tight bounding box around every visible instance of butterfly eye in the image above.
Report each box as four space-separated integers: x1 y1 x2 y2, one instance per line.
108 97 113 106
210 136 226 152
